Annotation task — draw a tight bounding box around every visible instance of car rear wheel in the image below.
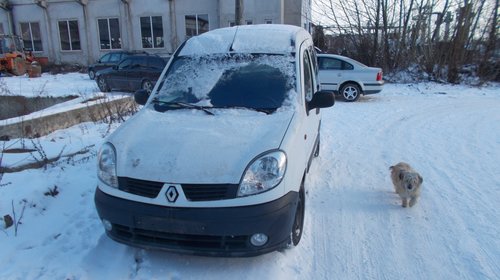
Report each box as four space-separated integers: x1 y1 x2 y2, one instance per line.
97 77 110 92
142 80 153 93
340 83 361 102
88 69 96 80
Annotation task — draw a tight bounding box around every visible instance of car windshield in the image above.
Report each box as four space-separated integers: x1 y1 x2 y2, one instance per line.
150 53 296 113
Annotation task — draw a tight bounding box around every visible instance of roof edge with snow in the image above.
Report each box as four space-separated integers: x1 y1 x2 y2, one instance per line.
179 24 309 56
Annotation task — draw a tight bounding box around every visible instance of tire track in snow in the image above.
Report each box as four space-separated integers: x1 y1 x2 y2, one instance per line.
297 94 500 279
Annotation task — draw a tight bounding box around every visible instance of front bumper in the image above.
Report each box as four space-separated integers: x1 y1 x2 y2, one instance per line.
94 188 298 257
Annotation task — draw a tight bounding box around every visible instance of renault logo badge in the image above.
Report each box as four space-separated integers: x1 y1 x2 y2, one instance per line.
165 186 179 203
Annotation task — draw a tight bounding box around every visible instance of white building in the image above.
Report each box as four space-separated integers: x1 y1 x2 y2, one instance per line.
0 0 312 65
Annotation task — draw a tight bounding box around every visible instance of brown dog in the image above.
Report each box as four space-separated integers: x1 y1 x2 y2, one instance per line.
390 162 423 207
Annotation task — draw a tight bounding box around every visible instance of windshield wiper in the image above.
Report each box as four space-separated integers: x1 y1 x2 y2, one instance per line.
152 99 214 115
212 106 276 114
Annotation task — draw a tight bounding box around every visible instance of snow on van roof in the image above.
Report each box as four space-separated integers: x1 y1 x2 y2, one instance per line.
179 24 308 56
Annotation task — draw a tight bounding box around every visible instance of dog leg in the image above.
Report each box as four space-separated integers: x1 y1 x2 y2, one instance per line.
409 197 418 207
402 198 408 208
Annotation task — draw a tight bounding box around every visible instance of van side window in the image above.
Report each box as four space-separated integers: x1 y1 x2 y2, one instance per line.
303 52 314 102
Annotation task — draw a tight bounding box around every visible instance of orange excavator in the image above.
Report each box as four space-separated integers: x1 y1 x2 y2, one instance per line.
0 34 38 76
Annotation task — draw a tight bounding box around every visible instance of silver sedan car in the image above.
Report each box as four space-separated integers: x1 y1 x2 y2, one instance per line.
317 54 384 102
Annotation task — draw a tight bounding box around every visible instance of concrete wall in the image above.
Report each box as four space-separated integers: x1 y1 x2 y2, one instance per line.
0 95 77 120
0 96 135 139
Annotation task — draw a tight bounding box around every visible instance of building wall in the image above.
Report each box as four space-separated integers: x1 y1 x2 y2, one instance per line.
4 0 309 66
219 0 283 27
48 2 88 64
125 0 172 55
8 4 49 58
0 9 8 34
302 0 312 31
86 0 125 63
171 0 219 46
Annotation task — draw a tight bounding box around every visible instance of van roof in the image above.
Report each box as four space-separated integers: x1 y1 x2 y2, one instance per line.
179 24 310 56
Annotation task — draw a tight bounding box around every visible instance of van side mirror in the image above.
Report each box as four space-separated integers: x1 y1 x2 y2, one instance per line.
308 91 335 111
134 89 150 105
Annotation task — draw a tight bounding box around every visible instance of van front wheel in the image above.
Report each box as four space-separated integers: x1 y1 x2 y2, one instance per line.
290 179 305 246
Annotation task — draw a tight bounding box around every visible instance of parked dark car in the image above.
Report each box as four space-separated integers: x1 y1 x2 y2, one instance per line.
88 51 146 80
95 54 167 93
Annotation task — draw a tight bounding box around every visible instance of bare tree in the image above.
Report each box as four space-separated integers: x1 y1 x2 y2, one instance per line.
314 0 498 83
478 0 499 81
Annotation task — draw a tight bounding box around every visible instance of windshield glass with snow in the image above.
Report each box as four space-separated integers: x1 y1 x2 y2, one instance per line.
150 53 296 113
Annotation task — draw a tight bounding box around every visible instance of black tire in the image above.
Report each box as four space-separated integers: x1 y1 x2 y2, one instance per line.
340 83 361 102
88 69 96 80
291 178 305 246
97 77 110 92
142 80 153 93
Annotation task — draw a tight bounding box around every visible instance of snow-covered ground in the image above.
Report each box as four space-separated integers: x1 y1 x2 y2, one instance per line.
1 72 98 98
0 74 499 279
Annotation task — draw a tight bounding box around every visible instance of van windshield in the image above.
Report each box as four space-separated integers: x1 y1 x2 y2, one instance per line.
151 53 296 113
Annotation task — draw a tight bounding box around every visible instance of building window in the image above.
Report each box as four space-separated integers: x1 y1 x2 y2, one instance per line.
20 22 43 52
98 18 121 50
0 23 4 34
265 19 273 24
58 20 81 51
185 14 209 38
245 20 253 25
140 16 164 49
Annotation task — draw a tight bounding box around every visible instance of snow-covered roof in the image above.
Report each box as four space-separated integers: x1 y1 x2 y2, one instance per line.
179 24 309 56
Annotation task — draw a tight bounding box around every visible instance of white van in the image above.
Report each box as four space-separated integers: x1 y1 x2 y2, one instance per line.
95 24 335 257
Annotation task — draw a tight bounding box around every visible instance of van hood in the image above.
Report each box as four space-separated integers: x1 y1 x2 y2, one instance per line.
108 108 294 184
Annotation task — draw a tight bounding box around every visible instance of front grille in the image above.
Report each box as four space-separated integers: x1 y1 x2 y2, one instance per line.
182 184 238 201
111 224 248 251
118 177 164 198
117 177 239 201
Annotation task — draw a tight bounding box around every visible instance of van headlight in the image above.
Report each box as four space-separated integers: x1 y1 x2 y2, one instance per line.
97 143 118 188
238 151 287 197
